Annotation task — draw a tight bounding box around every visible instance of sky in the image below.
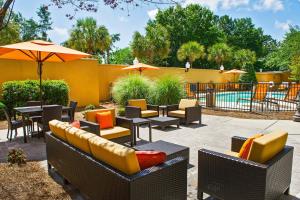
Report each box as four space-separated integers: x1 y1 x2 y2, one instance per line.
13 0 300 49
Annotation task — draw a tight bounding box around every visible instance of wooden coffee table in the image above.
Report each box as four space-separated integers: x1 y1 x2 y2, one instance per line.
149 117 180 130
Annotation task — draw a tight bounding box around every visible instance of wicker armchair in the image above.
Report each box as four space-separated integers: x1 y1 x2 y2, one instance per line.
125 99 159 118
167 99 202 125
198 136 294 200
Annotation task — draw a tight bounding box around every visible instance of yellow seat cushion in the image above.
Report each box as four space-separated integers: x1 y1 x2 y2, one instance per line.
85 108 116 125
65 127 96 154
100 126 130 140
168 110 185 118
178 99 198 110
128 99 147 111
141 110 158 118
248 130 288 163
224 150 239 157
88 136 140 175
49 120 70 141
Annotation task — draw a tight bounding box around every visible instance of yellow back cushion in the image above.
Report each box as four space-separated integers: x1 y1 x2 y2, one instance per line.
85 108 116 125
88 136 140 175
179 99 198 110
248 130 288 163
49 120 70 141
65 127 96 154
128 99 147 111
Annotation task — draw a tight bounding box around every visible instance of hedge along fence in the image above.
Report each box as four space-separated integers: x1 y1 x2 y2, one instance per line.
1 80 69 113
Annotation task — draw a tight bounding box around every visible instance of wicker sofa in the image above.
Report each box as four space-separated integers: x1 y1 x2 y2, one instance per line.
125 99 159 118
167 99 202 125
198 134 294 200
46 121 188 200
81 108 133 146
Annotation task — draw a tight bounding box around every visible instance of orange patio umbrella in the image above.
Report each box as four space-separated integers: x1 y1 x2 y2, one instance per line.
122 63 159 75
0 40 90 106
224 69 247 82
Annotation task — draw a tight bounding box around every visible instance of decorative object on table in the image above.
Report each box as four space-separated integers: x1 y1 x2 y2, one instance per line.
159 105 168 116
126 99 159 118
0 40 90 107
198 131 293 200
167 99 202 125
149 117 180 130
82 108 133 146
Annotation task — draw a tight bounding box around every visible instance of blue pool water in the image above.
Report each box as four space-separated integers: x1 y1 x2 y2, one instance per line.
202 91 286 103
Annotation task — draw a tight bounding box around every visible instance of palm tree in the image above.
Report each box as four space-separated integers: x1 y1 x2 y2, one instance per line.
177 41 205 68
208 43 232 68
65 17 112 59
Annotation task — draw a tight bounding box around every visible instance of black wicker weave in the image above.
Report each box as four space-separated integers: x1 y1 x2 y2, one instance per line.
197 136 294 200
167 104 202 125
46 132 188 200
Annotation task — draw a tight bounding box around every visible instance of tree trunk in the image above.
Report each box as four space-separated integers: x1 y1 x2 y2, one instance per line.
0 0 14 30
106 49 110 64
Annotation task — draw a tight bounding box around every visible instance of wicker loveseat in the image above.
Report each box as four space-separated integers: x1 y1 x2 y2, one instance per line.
125 99 159 118
167 99 202 125
81 108 133 145
46 120 188 200
198 132 294 200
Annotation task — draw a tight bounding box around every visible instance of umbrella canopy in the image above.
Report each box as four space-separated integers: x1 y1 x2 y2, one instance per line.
224 69 247 82
0 40 90 106
122 63 159 74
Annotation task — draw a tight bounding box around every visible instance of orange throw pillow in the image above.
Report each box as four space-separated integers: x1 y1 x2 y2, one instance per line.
70 120 80 129
136 151 167 170
239 134 263 159
96 111 113 129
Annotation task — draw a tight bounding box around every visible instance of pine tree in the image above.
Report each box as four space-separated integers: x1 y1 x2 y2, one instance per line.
37 5 52 41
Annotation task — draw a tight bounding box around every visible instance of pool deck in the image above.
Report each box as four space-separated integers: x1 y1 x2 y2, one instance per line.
0 114 300 200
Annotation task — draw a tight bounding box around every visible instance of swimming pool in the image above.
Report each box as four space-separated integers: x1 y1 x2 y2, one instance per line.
200 91 286 103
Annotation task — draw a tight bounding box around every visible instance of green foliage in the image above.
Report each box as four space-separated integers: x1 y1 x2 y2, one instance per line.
117 107 125 116
131 23 170 65
151 76 184 105
110 47 134 65
65 17 112 57
0 101 5 109
208 43 232 67
84 104 96 111
265 27 300 71
177 41 205 67
289 55 300 81
7 148 27 166
112 75 153 106
2 80 69 112
0 21 20 45
233 49 256 69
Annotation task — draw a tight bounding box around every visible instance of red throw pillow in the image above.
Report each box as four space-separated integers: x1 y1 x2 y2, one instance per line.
71 120 80 129
135 151 167 170
96 111 113 129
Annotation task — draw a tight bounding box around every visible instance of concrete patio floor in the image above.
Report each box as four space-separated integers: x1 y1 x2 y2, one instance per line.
0 114 300 200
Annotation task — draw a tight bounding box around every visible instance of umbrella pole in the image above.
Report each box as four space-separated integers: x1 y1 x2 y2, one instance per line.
38 61 43 108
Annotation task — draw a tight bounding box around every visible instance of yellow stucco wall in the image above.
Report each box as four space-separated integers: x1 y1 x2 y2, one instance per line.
0 59 291 106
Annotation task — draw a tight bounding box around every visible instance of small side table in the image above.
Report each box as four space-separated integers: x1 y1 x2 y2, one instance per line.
159 105 168 116
132 118 152 145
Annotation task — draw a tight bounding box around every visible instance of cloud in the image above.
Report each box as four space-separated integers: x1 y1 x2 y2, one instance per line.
275 20 291 31
50 27 68 37
183 0 249 10
147 9 158 20
254 0 284 12
119 16 129 22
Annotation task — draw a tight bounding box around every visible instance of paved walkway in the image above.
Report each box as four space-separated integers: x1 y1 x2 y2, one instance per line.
0 114 300 200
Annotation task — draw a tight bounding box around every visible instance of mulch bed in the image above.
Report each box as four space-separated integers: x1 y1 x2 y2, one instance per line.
202 108 295 120
0 162 71 200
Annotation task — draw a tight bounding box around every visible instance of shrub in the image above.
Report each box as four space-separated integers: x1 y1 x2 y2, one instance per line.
117 107 125 116
7 148 27 166
151 76 184 105
2 80 69 113
0 101 5 120
112 74 153 106
84 104 96 111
